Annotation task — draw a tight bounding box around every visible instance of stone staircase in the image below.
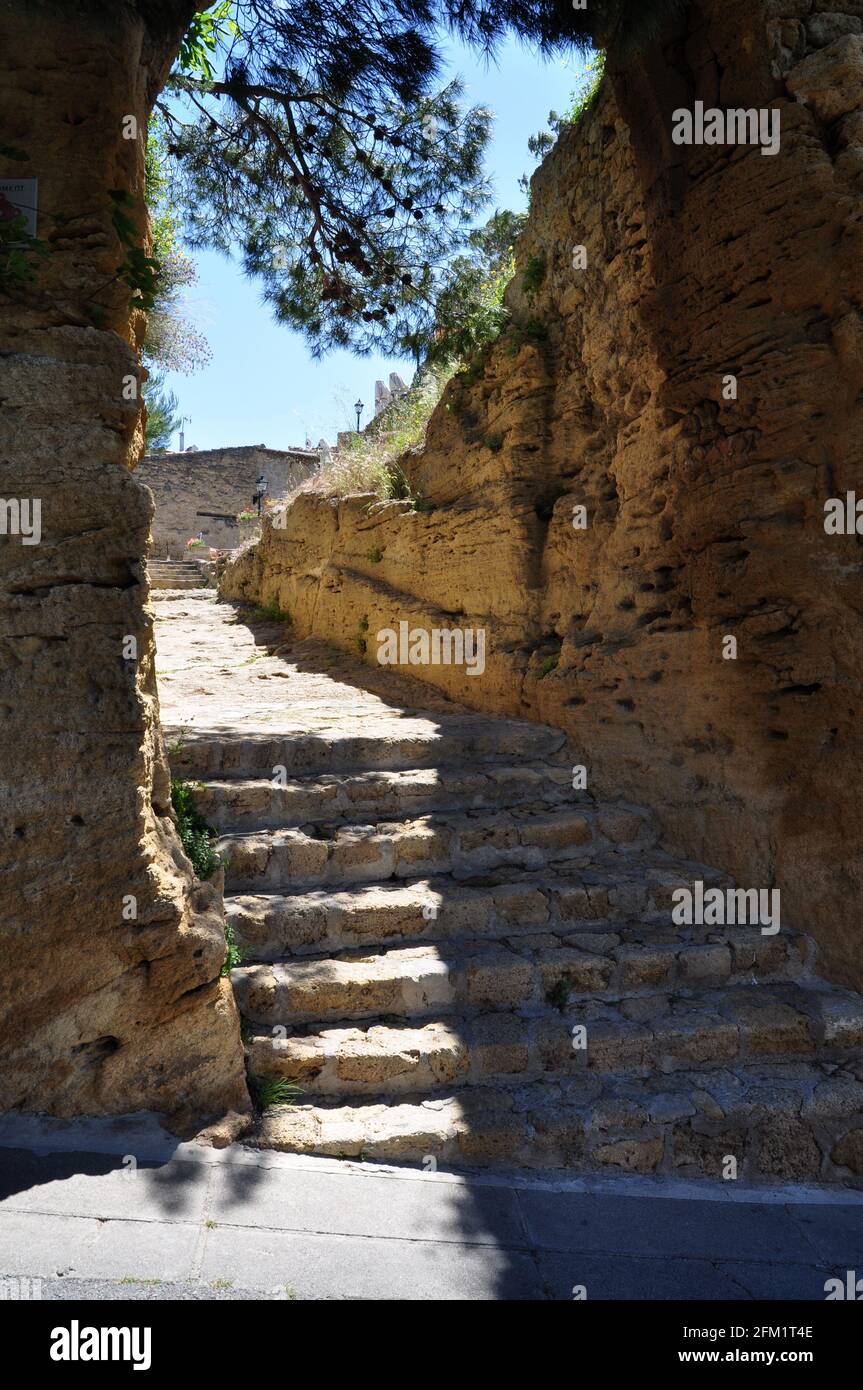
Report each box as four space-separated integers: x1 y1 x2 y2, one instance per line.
164 600 863 1186
148 557 209 591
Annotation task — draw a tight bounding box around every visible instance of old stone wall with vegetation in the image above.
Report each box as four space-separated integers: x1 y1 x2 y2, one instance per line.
223 0 863 992
138 443 318 555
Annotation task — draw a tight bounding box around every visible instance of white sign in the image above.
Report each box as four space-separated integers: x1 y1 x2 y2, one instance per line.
0 178 37 236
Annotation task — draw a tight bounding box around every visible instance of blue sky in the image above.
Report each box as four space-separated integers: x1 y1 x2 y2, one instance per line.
163 37 585 452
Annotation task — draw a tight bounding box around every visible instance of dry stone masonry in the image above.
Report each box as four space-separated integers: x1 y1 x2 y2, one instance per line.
159 594 863 1183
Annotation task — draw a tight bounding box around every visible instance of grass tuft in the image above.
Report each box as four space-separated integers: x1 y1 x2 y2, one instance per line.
252 1076 304 1110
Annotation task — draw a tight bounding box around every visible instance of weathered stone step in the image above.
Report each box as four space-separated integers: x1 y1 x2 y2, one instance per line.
225 855 736 959
237 921 804 1009
232 938 827 1035
245 970 847 1094
152 587 214 600
151 578 208 590
170 715 566 780
251 1059 863 1183
195 762 578 831
219 805 658 892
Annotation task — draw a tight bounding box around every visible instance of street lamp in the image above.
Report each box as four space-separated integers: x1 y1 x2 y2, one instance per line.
178 415 191 452
253 474 268 517
354 398 364 433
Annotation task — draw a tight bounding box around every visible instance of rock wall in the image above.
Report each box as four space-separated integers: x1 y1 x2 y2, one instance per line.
0 0 248 1124
223 0 863 991
138 444 319 556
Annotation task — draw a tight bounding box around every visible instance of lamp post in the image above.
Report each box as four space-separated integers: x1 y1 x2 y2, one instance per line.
253 474 268 517
354 398 364 433
178 416 191 452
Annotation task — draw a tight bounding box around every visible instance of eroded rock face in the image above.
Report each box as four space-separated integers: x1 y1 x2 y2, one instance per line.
224 0 863 991
0 0 249 1121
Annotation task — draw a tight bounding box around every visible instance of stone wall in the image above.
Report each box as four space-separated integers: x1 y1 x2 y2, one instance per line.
138 444 319 556
223 0 863 992
0 0 248 1125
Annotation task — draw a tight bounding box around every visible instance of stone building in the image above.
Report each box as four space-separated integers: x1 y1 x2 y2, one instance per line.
138 443 319 556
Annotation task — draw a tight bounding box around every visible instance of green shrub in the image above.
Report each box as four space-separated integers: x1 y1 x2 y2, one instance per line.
522 252 546 297
566 54 606 126
170 778 220 880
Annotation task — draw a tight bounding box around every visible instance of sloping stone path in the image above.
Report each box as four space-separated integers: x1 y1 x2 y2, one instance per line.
154 591 863 1186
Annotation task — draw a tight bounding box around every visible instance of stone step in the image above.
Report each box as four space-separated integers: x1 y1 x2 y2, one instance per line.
170 716 567 780
151 578 208 590
250 1059 863 1183
149 565 205 574
195 762 579 831
237 919 805 1008
232 937 825 1032
245 970 849 1094
225 856 736 959
151 587 214 600
219 805 658 893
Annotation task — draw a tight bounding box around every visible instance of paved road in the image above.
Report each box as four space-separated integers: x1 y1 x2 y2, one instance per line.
0 1115 861 1300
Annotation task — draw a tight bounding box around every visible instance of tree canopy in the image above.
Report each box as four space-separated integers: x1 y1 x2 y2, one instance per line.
154 0 683 358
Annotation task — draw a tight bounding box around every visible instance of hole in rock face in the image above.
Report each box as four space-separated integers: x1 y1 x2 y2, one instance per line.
69 814 84 826
13 826 24 839
72 1036 121 1066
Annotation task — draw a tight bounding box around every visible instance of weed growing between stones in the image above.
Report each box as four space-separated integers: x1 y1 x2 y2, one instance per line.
251 601 291 623
546 975 574 1011
221 917 247 977
170 777 220 880
505 318 548 355
252 1076 304 1110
